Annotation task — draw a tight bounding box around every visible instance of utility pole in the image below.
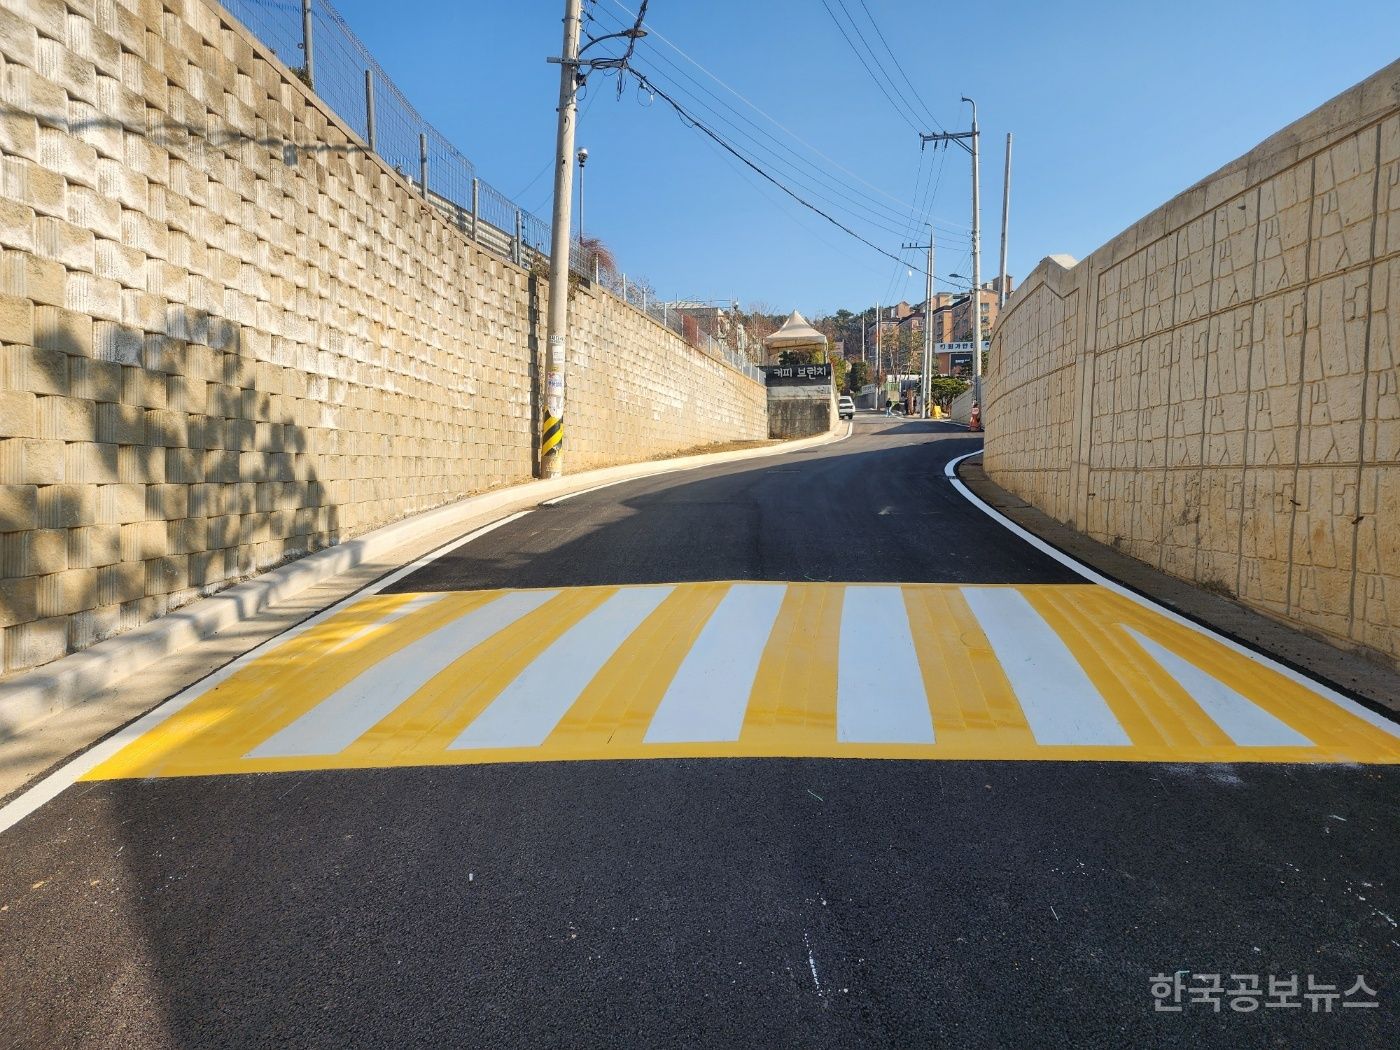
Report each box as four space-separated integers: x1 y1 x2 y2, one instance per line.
998 132 1012 309
921 97 982 398
540 5 646 475
901 228 935 418
540 0 583 478
874 301 881 391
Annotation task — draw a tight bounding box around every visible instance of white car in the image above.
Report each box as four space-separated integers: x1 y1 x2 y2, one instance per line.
837 396 855 420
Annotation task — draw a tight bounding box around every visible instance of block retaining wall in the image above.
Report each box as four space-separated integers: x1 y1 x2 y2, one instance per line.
0 0 766 675
984 59 1400 669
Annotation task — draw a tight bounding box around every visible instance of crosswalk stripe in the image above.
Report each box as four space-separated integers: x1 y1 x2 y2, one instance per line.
903 587 1036 744
248 590 559 758
743 584 843 745
1123 627 1313 747
1024 588 1235 751
837 586 934 744
1094 587 1398 758
961 587 1131 746
452 586 675 750
549 584 730 750
325 595 446 653
342 588 610 761
645 584 787 743
79 582 1400 780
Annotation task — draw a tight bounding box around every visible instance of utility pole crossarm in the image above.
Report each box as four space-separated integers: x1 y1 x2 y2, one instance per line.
919 130 974 152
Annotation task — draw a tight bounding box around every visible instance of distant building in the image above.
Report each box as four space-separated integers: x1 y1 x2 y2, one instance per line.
666 301 750 359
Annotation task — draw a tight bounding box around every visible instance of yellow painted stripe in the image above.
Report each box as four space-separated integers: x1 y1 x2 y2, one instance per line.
85 592 491 780
340 587 615 763
1024 587 1234 751
546 583 730 750
741 583 843 748
1100 589 1400 761
81 582 1400 780
903 586 1036 747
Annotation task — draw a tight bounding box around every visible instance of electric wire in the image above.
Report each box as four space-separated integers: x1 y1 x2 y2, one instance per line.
602 0 968 231
819 0 923 131
589 5 968 242
626 68 910 267
855 0 943 131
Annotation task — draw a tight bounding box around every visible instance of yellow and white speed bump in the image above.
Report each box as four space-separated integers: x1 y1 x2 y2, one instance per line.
86 582 1400 780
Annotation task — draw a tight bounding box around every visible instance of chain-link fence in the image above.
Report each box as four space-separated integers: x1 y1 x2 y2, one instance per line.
221 0 761 382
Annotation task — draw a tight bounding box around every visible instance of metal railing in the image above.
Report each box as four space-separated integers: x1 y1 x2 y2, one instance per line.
221 0 761 382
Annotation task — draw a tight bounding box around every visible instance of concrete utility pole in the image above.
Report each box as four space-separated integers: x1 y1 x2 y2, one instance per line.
966 98 982 396
541 0 582 478
999 132 1012 309
901 228 935 418
874 301 881 387
920 98 983 398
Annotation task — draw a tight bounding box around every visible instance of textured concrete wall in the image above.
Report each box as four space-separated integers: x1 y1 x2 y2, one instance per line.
984 59 1400 669
0 0 765 674
949 386 977 426
767 386 834 439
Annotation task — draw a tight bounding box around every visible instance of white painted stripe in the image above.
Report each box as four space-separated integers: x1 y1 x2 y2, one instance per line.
1124 627 1313 747
452 586 674 750
961 587 1131 746
944 451 1400 741
837 586 934 744
249 590 558 758
328 595 444 652
0 510 536 836
644 584 786 743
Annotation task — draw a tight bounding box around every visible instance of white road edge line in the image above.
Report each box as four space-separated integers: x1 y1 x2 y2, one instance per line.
943 451 1400 740
0 511 534 837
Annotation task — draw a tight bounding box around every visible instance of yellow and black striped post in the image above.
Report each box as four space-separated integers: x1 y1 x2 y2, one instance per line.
541 411 563 459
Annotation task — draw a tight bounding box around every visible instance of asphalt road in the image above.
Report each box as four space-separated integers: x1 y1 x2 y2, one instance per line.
2 415 1396 1048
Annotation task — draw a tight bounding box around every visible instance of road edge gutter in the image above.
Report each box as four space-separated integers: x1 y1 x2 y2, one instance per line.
0 425 850 741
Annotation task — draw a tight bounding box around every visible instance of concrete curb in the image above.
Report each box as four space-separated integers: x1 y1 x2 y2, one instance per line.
0 428 846 739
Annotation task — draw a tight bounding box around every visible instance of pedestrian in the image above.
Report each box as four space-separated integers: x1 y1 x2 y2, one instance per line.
884 398 893 417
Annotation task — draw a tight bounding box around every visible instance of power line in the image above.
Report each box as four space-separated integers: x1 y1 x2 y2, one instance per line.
819 0 923 131
626 68 909 268
855 0 943 131
690 119 891 282
625 57 960 242
602 0 969 232
589 5 969 243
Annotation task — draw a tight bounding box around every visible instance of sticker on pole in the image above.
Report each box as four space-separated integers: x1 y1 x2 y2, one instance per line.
547 370 564 417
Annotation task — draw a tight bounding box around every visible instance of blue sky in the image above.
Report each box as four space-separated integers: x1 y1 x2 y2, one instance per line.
329 0 1400 317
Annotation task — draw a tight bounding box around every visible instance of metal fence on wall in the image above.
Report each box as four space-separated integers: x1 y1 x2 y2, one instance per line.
222 0 762 382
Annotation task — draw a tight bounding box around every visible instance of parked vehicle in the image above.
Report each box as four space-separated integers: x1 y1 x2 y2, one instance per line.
837 396 855 420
